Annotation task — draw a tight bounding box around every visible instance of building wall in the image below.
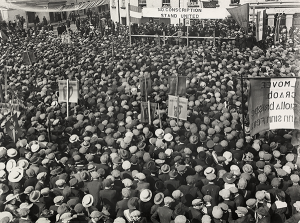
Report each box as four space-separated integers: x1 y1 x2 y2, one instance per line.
0 8 26 22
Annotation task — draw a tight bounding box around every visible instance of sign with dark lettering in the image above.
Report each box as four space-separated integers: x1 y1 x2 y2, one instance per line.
168 95 188 120
248 78 300 136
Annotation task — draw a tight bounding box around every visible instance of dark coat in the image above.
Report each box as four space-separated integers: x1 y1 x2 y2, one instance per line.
201 183 220 206
151 206 174 223
164 179 181 193
115 199 129 218
86 180 103 209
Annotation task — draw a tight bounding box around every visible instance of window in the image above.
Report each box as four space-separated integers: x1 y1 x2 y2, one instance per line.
230 0 240 4
187 0 199 7
162 0 170 7
138 0 146 7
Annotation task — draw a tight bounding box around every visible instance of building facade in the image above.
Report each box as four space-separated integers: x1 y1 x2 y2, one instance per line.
110 0 300 30
110 0 225 26
0 0 109 24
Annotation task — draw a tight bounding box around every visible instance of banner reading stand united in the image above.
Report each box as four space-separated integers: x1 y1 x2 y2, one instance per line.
248 77 300 136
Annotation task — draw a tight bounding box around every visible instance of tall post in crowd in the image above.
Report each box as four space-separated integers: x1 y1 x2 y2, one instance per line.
175 76 179 123
66 79 69 118
127 3 132 46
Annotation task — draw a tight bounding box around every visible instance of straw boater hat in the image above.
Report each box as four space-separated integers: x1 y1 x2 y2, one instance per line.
8 167 24 183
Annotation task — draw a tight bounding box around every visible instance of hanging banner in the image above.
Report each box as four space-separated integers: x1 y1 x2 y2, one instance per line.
227 4 249 32
168 95 188 120
248 78 300 136
2 0 108 12
58 80 79 103
140 102 157 123
256 10 266 42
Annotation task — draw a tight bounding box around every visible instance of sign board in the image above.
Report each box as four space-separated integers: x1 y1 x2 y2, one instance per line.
185 18 190 26
58 80 79 103
248 78 300 136
142 8 230 19
168 95 188 120
24 23 27 29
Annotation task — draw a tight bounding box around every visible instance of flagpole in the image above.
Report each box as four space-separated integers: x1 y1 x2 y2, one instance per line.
67 79 69 118
128 3 132 46
240 72 246 143
158 103 162 129
144 75 151 125
175 76 179 123
187 24 189 47
213 28 215 47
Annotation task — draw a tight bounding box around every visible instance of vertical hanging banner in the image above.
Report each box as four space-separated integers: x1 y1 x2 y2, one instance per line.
168 76 186 96
256 10 266 42
168 95 188 120
248 78 300 136
139 75 152 97
58 80 79 103
140 102 157 123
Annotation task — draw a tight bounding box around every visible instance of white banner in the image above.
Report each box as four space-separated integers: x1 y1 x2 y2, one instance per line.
168 95 188 120
269 78 296 130
58 80 79 103
142 7 230 19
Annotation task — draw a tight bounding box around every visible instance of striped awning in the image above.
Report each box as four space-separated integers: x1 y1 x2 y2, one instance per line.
1 0 108 12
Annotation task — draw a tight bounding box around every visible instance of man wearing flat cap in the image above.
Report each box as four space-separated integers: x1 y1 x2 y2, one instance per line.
227 206 254 223
187 199 204 222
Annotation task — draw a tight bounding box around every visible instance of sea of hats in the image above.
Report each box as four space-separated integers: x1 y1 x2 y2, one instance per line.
0 18 299 223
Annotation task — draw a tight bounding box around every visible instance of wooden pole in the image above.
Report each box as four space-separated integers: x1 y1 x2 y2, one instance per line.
175 76 179 123
158 103 162 129
4 67 7 100
240 72 246 143
163 31 166 45
187 25 189 47
67 79 69 118
128 3 131 46
213 28 216 47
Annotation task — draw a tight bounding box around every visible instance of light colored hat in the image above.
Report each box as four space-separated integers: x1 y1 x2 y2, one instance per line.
140 189 152 202
164 133 173 142
122 161 131 170
17 159 29 169
155 129 164 138
204 167 215 176
69 134 79 143
31 143 40 153
82 194 94 207
7 149 17 158
6 160 17 172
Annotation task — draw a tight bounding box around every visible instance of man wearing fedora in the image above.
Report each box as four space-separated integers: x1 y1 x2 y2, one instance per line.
164 169 181 193
151 196 175 223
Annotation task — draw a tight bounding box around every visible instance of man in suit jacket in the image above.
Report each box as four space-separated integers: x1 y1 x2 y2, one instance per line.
99 179 117 217
136 173 150 192
116 188 130 218
151 197 175 223
86 172 103 210
164 170 181 193
286 174 300 215
178 176 203 206
201 173 220 206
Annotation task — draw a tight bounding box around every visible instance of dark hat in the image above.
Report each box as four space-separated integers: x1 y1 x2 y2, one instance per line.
222 172 237 184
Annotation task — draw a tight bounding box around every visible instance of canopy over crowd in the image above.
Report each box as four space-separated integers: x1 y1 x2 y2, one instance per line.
0 13 300 223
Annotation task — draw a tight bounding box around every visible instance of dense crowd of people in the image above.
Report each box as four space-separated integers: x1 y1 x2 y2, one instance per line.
0 9 300 223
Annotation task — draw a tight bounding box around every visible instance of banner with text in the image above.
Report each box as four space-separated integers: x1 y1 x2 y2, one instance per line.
168 95 188 120
58 80 79 103
248 78 300 136
142 8 229 19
